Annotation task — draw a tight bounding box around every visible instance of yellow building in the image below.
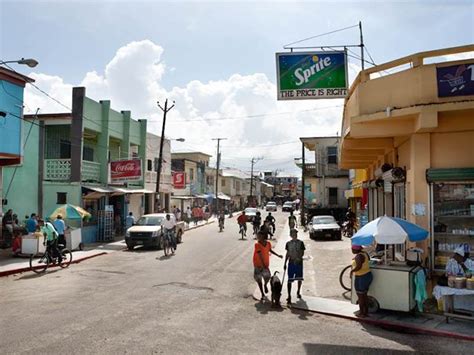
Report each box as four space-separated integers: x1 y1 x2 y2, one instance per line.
340 45 474 272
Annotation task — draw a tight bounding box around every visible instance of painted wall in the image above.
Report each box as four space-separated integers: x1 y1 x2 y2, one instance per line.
431 131 474 168
2 120 39 219
42 182 81 220
0 79 24 159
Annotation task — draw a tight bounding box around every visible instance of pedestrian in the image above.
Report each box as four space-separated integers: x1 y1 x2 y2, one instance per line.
39 219 62 263
192 205 199 226
186 206 192 226
26 213 38 234
253 230 283 301
2 209 14 234
175 207 181 221
284 229 305 304
125 212 135 230
288 211 297 230
350 244 373 318
53 214 67 247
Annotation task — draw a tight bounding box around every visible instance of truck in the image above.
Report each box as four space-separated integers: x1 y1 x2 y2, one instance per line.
125 213 185 251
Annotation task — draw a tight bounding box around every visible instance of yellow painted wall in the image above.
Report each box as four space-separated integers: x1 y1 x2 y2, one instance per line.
431 131 474 168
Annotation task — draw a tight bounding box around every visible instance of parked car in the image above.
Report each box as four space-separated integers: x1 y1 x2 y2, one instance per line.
244 207 258 222
282 201 294 212
265 201 277 212
125 213 185 250
309 215 341 240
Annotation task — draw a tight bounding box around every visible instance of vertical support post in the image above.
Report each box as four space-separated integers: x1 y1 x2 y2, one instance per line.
38 120 45 216
359 21 364 71
98 100 110 184
215 139 221 212
71 87 85 183
156 99 168 207
301 142 306 227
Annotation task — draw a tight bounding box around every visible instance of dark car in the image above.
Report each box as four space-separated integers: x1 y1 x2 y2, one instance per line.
309 215 341 240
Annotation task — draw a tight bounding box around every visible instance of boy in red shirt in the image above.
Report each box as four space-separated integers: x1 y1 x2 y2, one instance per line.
253 231 283 301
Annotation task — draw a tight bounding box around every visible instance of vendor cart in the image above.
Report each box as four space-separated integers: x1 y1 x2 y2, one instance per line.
351 216 429 313
352 263 422 312
65 228 83 251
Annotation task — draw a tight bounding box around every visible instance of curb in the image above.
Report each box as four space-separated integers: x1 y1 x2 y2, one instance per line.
251 293 474 341
0 252 108 278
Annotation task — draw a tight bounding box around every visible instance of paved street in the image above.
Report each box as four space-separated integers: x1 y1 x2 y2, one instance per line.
0 211 472 354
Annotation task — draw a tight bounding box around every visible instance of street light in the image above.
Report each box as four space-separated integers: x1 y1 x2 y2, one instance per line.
171 138 185 142
0 58 39 68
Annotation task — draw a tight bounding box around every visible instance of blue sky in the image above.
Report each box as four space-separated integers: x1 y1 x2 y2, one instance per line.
1 0 473 174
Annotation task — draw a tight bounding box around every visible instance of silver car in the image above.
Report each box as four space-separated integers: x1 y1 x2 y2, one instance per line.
265 202 277 212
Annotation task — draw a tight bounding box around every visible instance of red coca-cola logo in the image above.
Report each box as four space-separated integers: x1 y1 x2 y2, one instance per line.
111 159 142 181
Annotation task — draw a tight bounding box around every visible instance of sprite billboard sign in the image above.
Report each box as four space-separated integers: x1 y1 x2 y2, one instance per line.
276 51 348 100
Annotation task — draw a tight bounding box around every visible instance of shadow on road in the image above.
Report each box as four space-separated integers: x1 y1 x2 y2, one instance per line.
303 343 412 354
14 269 61 281
254 300 285 315
156 254 175 261
290 299 314 321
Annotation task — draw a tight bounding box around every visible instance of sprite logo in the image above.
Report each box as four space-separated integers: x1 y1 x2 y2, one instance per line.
276 51 347 100
294 55 332 86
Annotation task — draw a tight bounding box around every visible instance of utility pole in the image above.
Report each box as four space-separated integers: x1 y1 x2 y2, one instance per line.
359 21 365 71
249 157 263 204
301 142 306 227
212 137 227 212
155 99 175 212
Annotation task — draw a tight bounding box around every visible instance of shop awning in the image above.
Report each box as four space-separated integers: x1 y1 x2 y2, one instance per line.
82 185 115 200
171 195 195 200
218 193 231 201
194 194 208 199
344 188 363 199
426 168 474 183
111 187 154 195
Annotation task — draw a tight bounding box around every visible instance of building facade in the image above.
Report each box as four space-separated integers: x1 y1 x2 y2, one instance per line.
339 45 474 272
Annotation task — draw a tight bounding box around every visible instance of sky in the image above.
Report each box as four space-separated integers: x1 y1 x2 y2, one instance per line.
1 0 473 175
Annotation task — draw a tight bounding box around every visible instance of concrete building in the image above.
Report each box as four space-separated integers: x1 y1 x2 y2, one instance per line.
171 152 212 197
0 67 34 242
264 173 298 199
300 136 349 208
221 169 248 209
3 87 148 242
339 44 474 272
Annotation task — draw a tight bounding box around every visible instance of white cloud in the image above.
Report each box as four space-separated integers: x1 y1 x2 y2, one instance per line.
24 40 349 174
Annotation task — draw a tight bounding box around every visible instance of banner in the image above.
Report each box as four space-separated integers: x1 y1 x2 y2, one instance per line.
173 172 186 189
110 159 142 182
276 51 348 100
437 62 474 97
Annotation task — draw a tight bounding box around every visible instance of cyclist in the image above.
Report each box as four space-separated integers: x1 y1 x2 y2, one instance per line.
163 214 177 252
237 211 247 237
38 219 62 264
218 210 225 231
252 211 262 237
265 212 276 236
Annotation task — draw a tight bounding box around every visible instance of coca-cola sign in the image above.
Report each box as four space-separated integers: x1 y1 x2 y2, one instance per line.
110 159 142 181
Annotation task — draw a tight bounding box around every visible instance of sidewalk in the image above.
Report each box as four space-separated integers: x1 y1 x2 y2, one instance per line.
253 214 474 341
0 212 232 277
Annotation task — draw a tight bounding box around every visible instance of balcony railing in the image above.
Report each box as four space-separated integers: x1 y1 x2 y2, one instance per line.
44 159 101 182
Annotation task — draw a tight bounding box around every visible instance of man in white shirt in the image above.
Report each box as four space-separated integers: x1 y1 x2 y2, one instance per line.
445 246 468 276
163 214 177 251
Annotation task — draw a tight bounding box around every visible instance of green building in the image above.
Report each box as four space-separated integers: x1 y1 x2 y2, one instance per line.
3 87 148 243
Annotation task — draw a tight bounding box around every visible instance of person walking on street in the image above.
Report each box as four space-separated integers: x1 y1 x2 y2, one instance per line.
288 211 297 230
53 214 67 247
253 231 283 301
351 244 373 318
284 229 305 304
125 212 135 230
186 206 192 227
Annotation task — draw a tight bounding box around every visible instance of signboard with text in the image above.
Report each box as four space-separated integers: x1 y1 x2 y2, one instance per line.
276 51 348 100
437 62 474 97
173 172 186 189
110 159 142 182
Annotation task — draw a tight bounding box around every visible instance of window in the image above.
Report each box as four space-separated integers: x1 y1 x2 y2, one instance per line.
221 179 226 187
328 188 338 205
147 160 153 171
327 146 338 164
57 192 67 204
189 168 194 181
59 139 71 159
83 146 94 162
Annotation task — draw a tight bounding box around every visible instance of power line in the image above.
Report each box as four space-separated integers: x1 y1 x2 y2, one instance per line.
283 24 359 48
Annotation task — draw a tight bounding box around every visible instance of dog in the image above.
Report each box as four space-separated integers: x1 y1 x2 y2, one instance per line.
270 271 282 307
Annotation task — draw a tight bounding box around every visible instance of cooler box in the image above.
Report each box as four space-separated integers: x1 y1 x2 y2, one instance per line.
66 228 82 250
21 234 46 255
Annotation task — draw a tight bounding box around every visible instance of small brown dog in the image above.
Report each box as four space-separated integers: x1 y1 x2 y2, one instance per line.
270 271 282 307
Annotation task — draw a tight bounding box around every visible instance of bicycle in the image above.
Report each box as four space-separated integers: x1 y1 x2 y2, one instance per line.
339 265 352 291
29 242 72 274
161 230 175 257
252 223 259 236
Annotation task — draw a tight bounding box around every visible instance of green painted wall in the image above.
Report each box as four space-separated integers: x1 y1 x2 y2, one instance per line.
109 110 124 139
130 119 142 145
83 97 102 133
2 121 40 219
42 182 81 220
